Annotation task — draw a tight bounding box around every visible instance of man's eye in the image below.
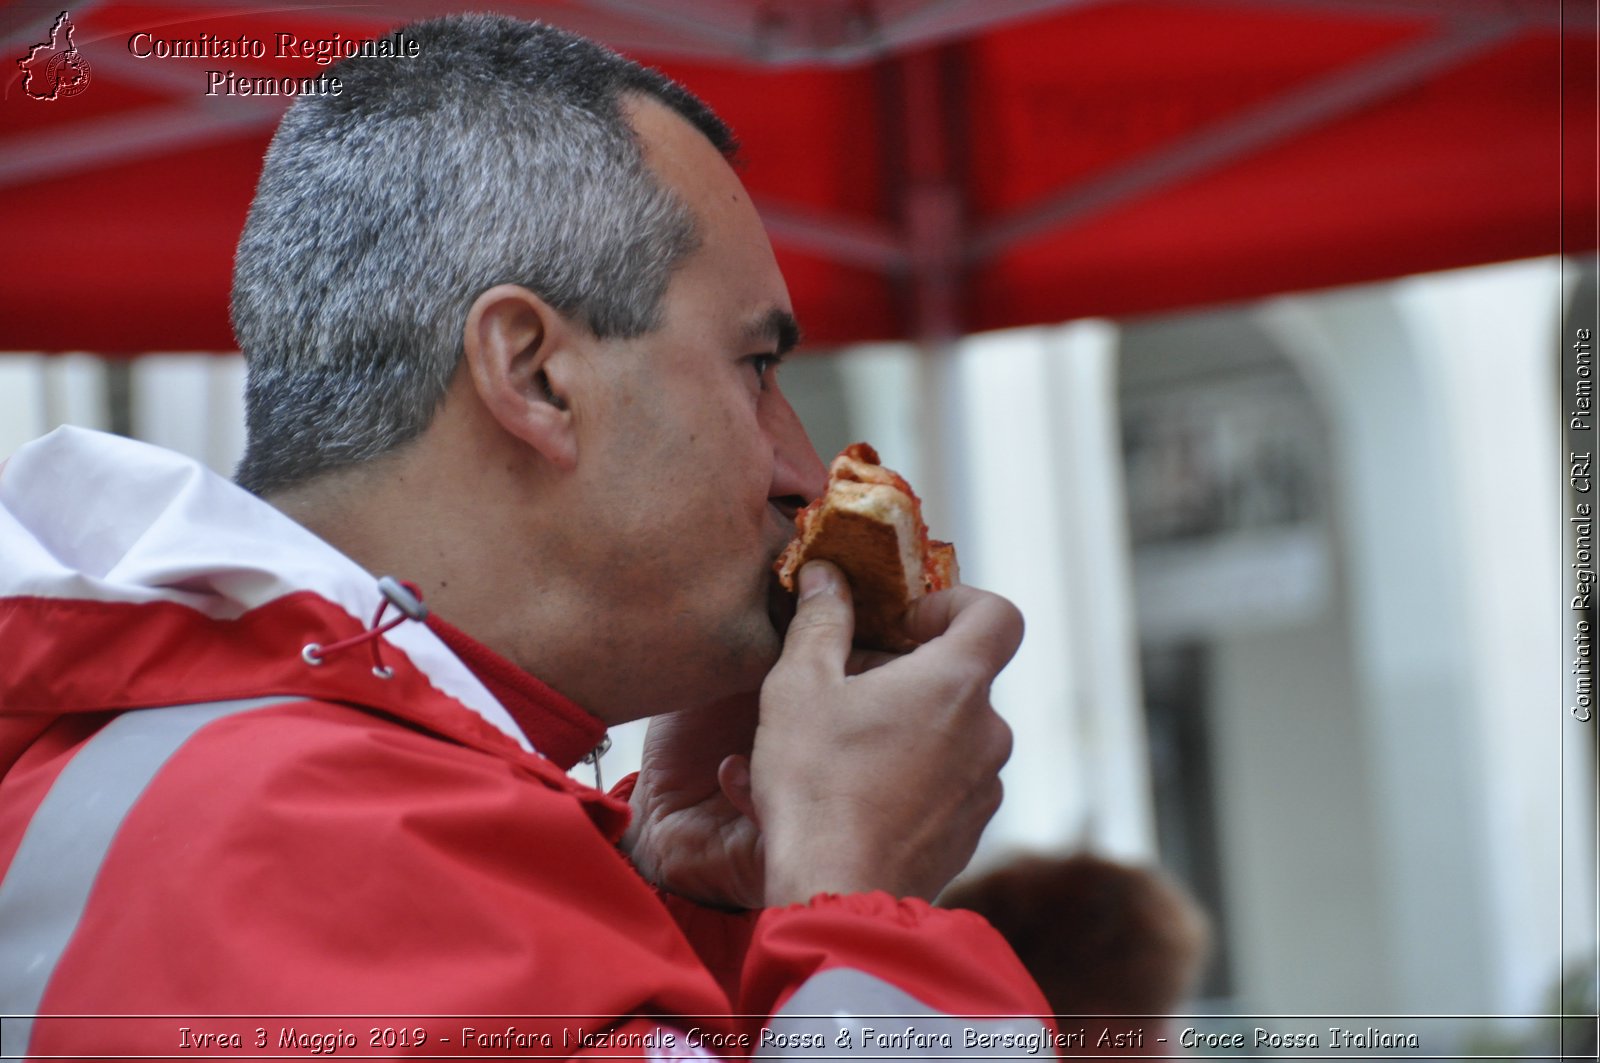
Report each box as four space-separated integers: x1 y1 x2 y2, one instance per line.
749 354 780 390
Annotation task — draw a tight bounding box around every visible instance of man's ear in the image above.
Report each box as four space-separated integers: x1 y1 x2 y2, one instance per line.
462 284 579 471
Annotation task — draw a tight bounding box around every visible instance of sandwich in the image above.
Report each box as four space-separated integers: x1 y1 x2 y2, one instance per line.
775 443 958 651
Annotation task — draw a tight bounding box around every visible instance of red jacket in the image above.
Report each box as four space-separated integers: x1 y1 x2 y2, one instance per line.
0 428 1055 1059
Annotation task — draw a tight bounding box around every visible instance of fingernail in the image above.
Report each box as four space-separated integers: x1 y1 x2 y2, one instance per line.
798 561 837 601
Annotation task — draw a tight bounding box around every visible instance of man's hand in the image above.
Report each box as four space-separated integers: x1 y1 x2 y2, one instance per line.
740 560 1022 906
622 693 766 910
625 560 1022 911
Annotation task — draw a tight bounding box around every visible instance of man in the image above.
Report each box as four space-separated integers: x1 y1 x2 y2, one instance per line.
0 15 1047 1057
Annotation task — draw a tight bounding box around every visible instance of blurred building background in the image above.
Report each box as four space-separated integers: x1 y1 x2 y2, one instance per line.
3 255 1593 1033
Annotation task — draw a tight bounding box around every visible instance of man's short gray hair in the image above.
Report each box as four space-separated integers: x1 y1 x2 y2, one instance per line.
231 15 735 495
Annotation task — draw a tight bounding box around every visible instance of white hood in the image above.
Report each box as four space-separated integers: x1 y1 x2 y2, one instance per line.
0 426 532 751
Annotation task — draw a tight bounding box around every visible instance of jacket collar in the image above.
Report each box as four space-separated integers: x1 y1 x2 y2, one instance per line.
426 613 606 771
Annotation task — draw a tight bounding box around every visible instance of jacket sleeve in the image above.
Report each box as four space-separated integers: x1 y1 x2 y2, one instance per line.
739 892 1060 1056
659 885 1061 1057
624 762 1061 1058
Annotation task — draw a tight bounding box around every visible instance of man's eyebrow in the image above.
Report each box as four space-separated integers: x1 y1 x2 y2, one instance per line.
745 308 802 357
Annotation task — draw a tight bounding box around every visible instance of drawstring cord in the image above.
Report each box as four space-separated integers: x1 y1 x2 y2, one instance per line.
301 576 428 679
581 736 612 790
299 577 611 788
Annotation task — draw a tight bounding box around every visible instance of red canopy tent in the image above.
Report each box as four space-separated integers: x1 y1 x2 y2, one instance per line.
1 0 1594 352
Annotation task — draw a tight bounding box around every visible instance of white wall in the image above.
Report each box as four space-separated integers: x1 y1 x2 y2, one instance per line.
0 352 245 476
1 353 110 457
955 323 1154 863
1396 261 1578 1006
1258 257 1573 1014
1206 603 1392 1012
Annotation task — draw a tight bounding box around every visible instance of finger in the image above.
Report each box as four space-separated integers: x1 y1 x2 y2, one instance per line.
901 584 1025 671
776 561 855 674
843 646 900 677
984 709 1015 774
981 776 1005 823
717 754 758 825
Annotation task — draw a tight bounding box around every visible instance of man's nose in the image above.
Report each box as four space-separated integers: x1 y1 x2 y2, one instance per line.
766 390 828 508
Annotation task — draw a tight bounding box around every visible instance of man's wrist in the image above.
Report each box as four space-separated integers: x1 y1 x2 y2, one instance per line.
762 838 900 907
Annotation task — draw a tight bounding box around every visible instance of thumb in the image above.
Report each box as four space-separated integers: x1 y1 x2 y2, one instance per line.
779 560 855 672
718 754 758 825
